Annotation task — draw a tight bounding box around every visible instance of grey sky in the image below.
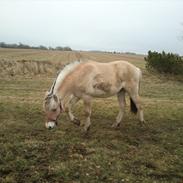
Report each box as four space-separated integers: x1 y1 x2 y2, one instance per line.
0 0 183 54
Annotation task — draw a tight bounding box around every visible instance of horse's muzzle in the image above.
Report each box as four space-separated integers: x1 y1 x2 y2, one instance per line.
45 121 57 129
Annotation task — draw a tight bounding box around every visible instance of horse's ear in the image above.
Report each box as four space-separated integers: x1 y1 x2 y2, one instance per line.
44 91 50 100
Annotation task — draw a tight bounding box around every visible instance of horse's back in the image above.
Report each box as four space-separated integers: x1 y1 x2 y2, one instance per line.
85 60 141 81
73 60 141 98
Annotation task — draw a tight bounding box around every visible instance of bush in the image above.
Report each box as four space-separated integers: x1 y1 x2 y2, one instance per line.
145 51 183 75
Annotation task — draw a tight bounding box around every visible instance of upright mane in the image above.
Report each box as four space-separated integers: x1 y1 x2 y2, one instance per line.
48 61 81 95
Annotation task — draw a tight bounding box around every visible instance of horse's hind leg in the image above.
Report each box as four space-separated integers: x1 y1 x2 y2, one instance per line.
112 89 126 128
127 84 145 125
131 95 144 125
131 95 145 125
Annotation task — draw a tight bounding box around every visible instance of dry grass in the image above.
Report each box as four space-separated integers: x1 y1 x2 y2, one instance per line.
0 48 183 183
0 48 145 76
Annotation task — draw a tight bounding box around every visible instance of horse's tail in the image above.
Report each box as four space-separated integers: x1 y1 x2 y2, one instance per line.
130 68 142 114
130 98 138 114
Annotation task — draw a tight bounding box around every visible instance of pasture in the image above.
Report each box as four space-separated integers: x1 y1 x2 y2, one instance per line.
0 48 183 183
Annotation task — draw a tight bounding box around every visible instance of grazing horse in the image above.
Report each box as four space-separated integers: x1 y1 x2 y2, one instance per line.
43 60 144 132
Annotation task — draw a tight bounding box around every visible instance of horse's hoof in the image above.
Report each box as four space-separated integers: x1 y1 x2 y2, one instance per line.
81 128 90 138
83 125 90 133
111 123 120 129
72 118 80 126
139 120 148 128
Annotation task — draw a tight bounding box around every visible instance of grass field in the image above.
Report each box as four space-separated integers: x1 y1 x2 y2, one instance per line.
0 48 183 183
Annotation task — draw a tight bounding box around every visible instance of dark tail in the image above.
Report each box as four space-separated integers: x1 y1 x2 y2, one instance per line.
130 98 137 114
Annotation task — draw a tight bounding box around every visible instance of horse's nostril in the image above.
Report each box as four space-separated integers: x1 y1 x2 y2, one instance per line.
47 121 55 129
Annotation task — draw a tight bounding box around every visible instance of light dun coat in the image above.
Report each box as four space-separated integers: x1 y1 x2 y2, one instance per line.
43 60 144 132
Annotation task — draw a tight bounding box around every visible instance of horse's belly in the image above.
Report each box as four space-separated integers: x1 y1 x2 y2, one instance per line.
84 74 125 98
90 91 116 98
87 84 122 98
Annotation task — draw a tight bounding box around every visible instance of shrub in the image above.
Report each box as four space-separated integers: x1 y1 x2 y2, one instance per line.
145 51 183 75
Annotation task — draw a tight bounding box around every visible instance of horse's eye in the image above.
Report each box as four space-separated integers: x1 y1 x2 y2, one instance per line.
51 108 57 112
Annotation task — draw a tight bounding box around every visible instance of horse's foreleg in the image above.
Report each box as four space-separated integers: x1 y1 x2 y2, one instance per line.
67 97 80 126
83 96 92 132
112 89 126 128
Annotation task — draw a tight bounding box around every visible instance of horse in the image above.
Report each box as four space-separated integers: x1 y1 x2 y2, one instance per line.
43 60 145 132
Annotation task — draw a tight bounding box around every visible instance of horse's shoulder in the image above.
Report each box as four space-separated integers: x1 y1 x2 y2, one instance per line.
79 61 98 72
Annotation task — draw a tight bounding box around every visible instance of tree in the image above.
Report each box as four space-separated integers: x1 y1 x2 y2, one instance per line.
55 46 63 51
145 50 183 75
63 46 72 51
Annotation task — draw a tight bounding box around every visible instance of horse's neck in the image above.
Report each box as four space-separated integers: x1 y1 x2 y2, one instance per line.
53 61 81 106
55 82 73 108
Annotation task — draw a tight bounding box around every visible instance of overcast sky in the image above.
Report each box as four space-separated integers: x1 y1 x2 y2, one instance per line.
0 0 183 54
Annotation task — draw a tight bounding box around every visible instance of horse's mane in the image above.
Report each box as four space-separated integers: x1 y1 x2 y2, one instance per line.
48 61 81 95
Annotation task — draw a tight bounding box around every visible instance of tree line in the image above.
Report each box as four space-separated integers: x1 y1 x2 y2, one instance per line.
145 50 183 75
0 42 72 51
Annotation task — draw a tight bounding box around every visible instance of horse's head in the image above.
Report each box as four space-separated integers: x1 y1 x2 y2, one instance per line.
43 92 63 129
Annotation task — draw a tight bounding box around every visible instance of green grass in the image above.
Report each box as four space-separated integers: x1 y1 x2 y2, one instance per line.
0 49 183 183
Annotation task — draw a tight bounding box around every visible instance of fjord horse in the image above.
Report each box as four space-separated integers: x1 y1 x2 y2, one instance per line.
43 60 144 132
